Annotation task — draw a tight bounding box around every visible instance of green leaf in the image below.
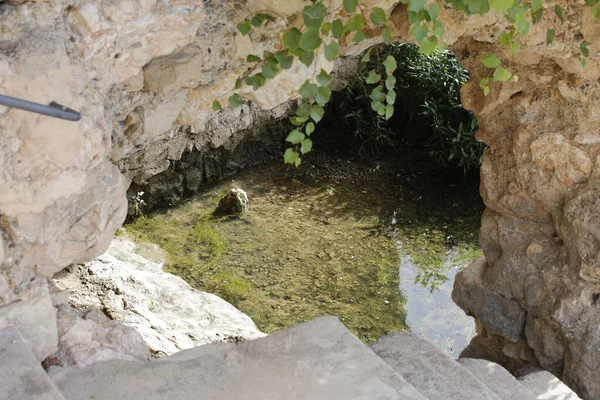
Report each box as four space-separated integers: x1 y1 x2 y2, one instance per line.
510 41 520 55
515 11 530 35
371 101 385 112
383 55 397 74
251 14 264 27
353 31 365 43
286 129 305 144
212 101 222 111
346 14 365 31
481 54 501 68
546 29 556 45
370 7 387 26
343 0 358 13
493 67 512 82
370 87 385 102
361 48 373 63
377 105 386 116
315 86 331 106
408 0 427 13
586 0 599 6
581 42 590 58
532 0 542 10
386 91 396 105
299 28 322 51
365 70 382 84
411 24 428 44
299 51 315 66
432 20 445 38
301 138 313 154
428 3 440 20
483 86 490 96
290 116 309 126
310 104 325 123
284 148 299 164
295 157 302 167
228 93 246 108
247 54 261 62
531 8 542 24
479 77 490 88
490 0 514 12
382 28 393 44
303 1 327 29
554 4 565 22
332 19 345 39
296 103 312 118
419 37 436 54
262 63 278 79
244 73 267 90
385 75 397 91
324 41 341 62
306 122 315 136
283 28 302 50
499 31 511 46
275 51 294 69
299 81 318 98
316 69 332 86
234 78 242 90
385 104 394 120
237 20 252 35
592 3 600 20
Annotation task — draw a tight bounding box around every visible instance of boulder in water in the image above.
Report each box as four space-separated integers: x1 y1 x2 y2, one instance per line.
216 188 248 214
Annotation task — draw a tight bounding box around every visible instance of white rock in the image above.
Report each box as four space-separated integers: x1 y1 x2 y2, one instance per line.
54 238 265 356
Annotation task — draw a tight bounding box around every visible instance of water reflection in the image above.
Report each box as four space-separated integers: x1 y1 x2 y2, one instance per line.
398 248 476 357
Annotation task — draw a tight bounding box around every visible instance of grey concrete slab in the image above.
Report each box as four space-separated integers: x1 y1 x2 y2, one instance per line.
458 358 535 400
0 327 65 400
370 331 501 400
518 368 582 400
51 316 426 400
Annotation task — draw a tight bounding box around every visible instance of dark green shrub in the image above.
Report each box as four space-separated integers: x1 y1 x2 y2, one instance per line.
335 42 486 173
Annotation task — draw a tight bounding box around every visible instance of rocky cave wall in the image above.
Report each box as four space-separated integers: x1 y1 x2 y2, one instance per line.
451 3 600 399
1 0 600 398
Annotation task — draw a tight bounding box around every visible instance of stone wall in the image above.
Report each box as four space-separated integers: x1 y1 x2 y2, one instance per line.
1 1 600 398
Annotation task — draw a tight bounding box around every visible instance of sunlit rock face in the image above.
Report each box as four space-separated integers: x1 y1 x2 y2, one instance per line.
1 1 600 397
449 3 600 398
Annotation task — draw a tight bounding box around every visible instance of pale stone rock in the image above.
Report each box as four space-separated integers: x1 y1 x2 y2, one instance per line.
51 304 150 368
54 238 265 357
531 133 592 187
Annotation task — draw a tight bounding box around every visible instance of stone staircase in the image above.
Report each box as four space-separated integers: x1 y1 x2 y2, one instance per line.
2 317 581 400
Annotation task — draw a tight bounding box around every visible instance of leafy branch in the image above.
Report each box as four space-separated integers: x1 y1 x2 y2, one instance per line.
211 0 599 165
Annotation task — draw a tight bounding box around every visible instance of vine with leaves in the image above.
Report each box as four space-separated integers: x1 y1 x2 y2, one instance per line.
211 0 599 165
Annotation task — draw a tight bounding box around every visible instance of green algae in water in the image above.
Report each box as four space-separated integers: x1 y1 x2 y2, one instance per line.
125 161 408 343
125 154 484 346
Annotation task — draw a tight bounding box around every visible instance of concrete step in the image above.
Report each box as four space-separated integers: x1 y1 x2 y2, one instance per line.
0 327 66 400
51 316 427 400
370 331 501 400
458 358 536 400
517 367 582 400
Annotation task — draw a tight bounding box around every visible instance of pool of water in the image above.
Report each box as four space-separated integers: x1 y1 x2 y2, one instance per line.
124 152 483 350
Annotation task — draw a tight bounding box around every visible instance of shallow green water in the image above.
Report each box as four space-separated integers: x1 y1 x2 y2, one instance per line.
124 153 483 347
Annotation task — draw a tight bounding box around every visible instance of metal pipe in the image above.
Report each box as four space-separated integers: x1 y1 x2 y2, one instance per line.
0 94 81 122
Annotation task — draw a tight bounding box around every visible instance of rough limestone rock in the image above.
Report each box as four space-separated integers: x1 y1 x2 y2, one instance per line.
54 238 265 356
449 3 600 398
216 188 249 215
